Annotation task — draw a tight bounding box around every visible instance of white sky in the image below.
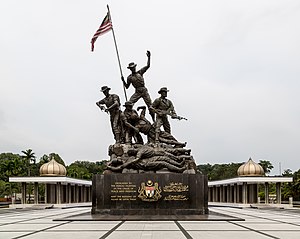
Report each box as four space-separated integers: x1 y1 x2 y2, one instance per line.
1 0 300 174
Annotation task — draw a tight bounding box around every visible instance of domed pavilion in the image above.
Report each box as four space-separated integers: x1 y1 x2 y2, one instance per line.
208 158 293 207
9 157 92 207
237 158 264 177
40 158 67 176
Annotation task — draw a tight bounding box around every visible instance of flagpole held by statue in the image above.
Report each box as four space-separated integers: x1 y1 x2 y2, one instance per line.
91 5 128 101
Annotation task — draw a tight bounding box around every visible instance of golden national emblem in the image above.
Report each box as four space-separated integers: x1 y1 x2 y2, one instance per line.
138 180 162 202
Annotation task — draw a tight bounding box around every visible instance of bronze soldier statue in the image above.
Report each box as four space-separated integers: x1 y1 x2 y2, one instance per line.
122 51 155 121
120 101 143 145
151 87 177 143
96 86 122 144
135 106 186 147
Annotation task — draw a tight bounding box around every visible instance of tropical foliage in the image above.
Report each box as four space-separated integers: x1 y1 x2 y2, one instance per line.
281 168 300 201
0 150 107 198
258 160 274 175
197 162 243 181
67 160 108 180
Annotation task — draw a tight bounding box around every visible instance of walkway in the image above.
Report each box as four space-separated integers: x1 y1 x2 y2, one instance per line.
0 206 300 239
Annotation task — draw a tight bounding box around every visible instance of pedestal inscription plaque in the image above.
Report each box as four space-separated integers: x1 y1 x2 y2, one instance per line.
92 173 208 215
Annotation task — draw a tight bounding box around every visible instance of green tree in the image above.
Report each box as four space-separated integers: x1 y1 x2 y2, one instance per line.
21 149 36 176
290 169 300 201
37 153 66 168
0 180 11 197
67 165 90 179
282 169 293 177
0 153 27 181
197 162 242 181
49 153 65 166
67 160 108 180
0 153 28 198
258 160 274 175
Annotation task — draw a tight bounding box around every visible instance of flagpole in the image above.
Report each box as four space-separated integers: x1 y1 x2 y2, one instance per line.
107 5 128 101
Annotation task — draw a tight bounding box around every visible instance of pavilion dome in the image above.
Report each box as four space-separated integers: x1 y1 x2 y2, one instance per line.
237 158 264 177
40 157 66 176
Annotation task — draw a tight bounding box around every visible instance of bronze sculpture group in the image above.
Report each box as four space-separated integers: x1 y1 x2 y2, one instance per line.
96 51 196 174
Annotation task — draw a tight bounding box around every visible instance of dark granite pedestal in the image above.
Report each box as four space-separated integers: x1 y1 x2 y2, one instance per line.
92 173 208 218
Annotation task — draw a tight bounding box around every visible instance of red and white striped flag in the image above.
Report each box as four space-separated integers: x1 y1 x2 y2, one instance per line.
91 12 112 52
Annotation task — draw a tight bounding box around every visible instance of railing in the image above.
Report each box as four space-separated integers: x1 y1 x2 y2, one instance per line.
281 200 300 207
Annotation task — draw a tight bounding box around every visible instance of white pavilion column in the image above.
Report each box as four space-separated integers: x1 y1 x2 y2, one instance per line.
248 184 256 203
233 184 237 203
236 184 240 203
64 184 68 204
212 186 215 202
56 182 61 204
72 185 76 203
256 184 259 203
226 185 230 203
214 186 217 202
265 182 269 204
219 186 223 202
68 184 72 203
75 185 79 203
81 186 84 202
254 184 258 203
83 186 87 202
86 186 89 202
49 184 56 203
44 184 48 203
34 182 39 204
276 182 281 204
21 182 27 204
224 185 227 202
242 182 247 204
88 186 91 201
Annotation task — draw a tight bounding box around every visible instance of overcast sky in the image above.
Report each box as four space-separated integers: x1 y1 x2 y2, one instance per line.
1 0 300 174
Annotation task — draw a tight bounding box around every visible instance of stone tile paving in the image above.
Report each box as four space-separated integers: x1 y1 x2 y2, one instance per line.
0 206 300 238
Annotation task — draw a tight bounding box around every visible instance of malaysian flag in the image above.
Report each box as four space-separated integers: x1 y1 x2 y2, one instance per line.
91 12 112 52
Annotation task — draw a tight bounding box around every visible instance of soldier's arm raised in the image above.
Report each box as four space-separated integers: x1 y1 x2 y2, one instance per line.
139 50 151 75
146 50 151 67
137 106 147 118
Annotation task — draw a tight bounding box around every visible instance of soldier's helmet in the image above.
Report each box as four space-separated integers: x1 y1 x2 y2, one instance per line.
100 86 111 92
127 62 137 69
123 101 133 107
158 87 169 94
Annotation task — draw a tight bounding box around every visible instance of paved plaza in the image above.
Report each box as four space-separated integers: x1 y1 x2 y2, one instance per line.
0 206 300 239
